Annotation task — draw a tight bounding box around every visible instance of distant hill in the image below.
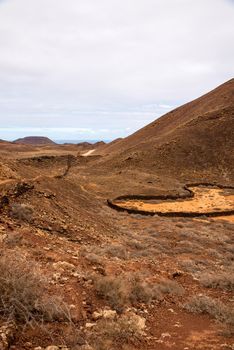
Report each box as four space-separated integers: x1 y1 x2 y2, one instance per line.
93 138 123 155
14 136 56 145
98 79 234 181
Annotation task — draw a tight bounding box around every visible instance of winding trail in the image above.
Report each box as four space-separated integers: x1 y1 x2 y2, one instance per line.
82 149 95 157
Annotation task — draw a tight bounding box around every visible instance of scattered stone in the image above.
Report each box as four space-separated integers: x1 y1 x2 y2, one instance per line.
43 247 51 251
0 323 16 350
102 309 117 319
172 270 183 278
168 308 175 313
92 310 102 319
85 323 96 328
161 332 171 338
72 272 80 277
53 261 76 271
52 272 61 281
131 313 146 332
174 322 182 328
92 309 117 320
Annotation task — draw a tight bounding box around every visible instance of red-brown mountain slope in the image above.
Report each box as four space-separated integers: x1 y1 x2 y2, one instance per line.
97 79 234 181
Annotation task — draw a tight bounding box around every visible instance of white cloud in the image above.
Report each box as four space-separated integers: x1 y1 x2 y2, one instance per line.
0 0 233 140
158 104 172 109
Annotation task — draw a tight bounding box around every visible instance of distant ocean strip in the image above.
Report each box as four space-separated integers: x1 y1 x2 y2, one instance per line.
55 139 111 144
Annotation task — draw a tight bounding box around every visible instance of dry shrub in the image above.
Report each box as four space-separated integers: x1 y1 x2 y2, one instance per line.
104 245 129 260
155 279 185 296
95 315 141 340
85 253 104 265
36 295 71 322
81 244 129 262
94 273 184 312
88 315 142 350
62 327 86 348
4 231 23 247
126 240 147 250
184 295 234 326
130 276 157 304
174 241 202 255
79 245 105 265
199 272 234 291
132 214 146 219
11 203 33 222
0 250 70 324
94 276 129 312
179 259 206 274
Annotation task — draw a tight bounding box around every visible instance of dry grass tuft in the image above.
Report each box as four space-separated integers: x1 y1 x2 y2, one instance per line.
184 295 234 326
94 275 129 312
11 203 33 222
0 250 70 324
104 245 129 260
88 314 143 350
4 231 23 247
199 271 234 291
130 275 158 304
94 273 184 312
155 279 185 296
95 315 142 340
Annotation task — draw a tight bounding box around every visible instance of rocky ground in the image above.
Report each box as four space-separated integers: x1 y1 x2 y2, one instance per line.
0 145 233 350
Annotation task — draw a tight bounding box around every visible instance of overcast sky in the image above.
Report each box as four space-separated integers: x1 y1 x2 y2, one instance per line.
0 0 233 141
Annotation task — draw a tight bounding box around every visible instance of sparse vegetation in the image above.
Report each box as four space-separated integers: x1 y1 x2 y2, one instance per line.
155 279 185 296
104 244 129 260
4 231 23 247
129 275 160 304
94 275 129 312
88 314 143 350
0 250 70 324
184 295 234 326
93 273 184 312
85 252 104 265
11 203 33 222
95 315 142 340
0 30 233 350
199 271 234 291
179 259 209 274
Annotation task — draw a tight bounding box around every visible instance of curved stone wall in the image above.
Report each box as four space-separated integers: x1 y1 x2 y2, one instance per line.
107 183 234 217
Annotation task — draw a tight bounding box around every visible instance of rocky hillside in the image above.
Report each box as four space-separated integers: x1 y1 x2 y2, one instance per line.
98 79 234 181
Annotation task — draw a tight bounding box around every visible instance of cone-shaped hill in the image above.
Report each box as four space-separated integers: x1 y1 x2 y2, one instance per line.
14 136 56 145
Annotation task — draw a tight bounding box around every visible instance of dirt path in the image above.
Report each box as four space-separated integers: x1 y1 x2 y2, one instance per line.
82 149 95 156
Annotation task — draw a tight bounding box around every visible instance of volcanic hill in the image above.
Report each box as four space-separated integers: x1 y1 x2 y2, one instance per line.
14 136 56 145
97 79 234 182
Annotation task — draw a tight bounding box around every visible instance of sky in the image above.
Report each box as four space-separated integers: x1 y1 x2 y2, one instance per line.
0 0 233 141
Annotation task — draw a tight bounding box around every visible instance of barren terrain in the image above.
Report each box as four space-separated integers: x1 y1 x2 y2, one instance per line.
0 80 233 350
